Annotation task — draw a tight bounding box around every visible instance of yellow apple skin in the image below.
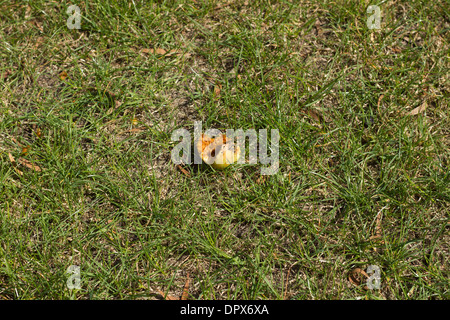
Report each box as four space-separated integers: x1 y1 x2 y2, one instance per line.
210 143 241 170
196 134 241 170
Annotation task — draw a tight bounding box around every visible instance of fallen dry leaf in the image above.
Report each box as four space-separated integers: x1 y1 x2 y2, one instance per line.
18 158 42 172
377 94 384 110
374 212 382 238
213 83 222 99
35 127 42 138
256 175 267 184
29 20 44 33
157 290 179 300
8 153 15 163
348 268 369 289
369 209 385 251
283 267 291 300
176 164 191 177
157 273 191 300
154 48 167 55
21 145 31 155
25 5 32 19
407 101 427 115
59 71 68 81
181 273 190 300
11 137 22 147
306 108 323 122
8 153 23 175
119 127 145 135
128 128 144 133
141 48 189 58
141 48 167 55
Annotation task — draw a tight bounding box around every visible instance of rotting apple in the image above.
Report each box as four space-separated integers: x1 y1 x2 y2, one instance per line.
196 133 241 170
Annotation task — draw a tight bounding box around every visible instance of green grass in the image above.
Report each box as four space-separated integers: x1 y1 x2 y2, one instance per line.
0 0 448 300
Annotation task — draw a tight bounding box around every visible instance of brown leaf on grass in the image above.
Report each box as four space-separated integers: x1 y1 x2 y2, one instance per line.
142 48 168 55
213 83 222 99
11 137 23 147
176 164 191 177
157 290 179 300
35 127 42 138
141 48 189 58
369 209 385 251
119 127 145 135
256 175 267 184
157 273 191 300
128 128 144 133
306 108 323 122
181 273 190 300
314 19 323 37
372 211 383 239
377 94 384 111
348 268 369 289
25 5 32 19
8 153 23 175
18 158 42 172
407 101 427 116
283 267 291 300
153 48 168 55
29 20 44 33
21 145 31 155
59 71 68 81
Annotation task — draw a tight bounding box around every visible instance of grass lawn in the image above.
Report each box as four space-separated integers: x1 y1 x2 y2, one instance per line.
0 0 448 300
